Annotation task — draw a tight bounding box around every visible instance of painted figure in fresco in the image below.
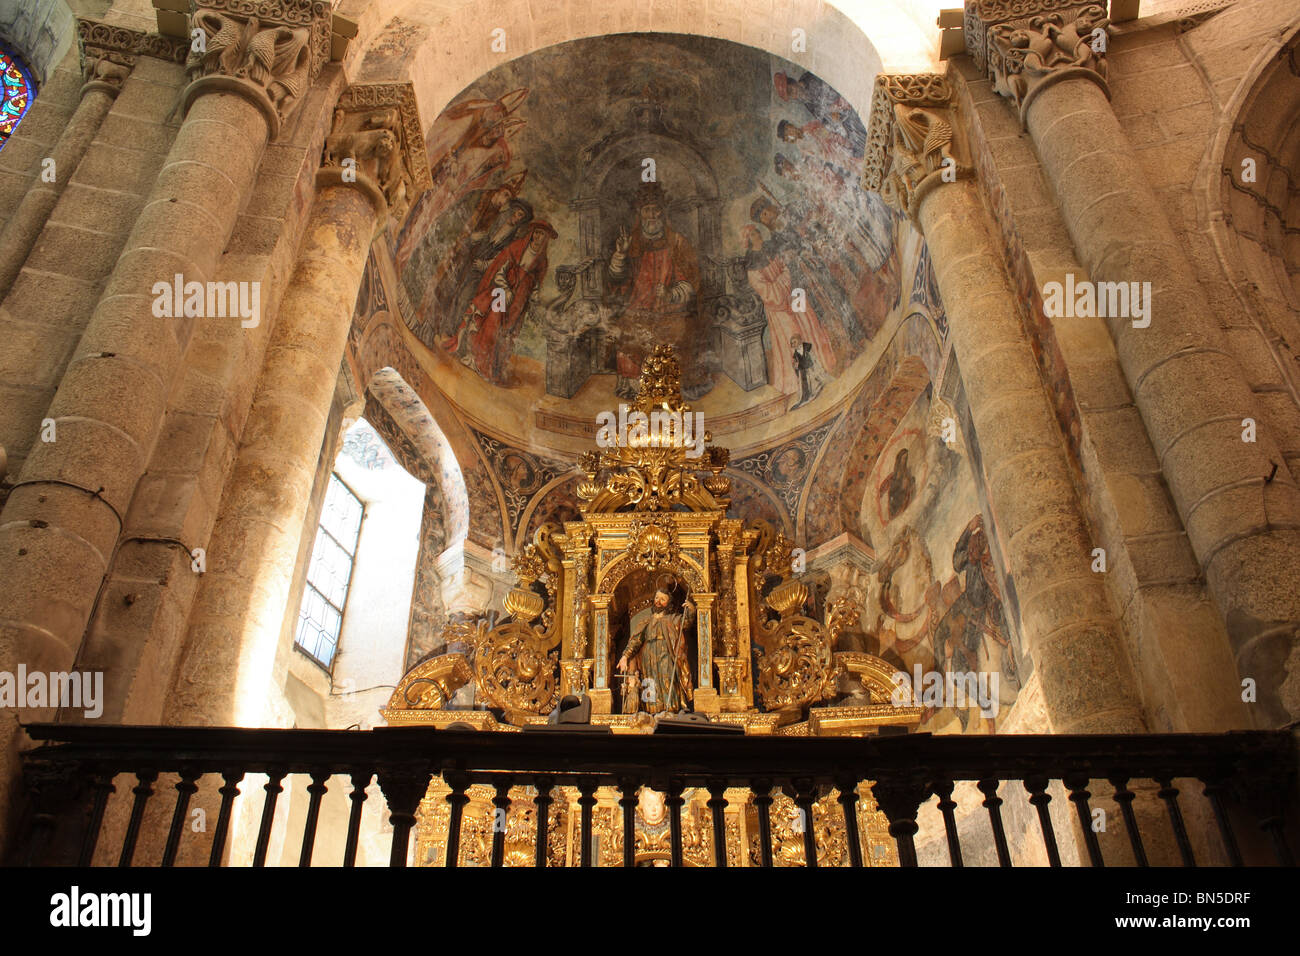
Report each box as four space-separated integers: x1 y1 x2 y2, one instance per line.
778 118 856 175
408 174 531 348
774 70 867 157
931 514 1017 731
883 447 916 521
607 182 702 398
740 224 835 401
617 577 696 714
791 339 824 409
394 88 529 273
422 177 530 331
746 199 851 370
445 220 557 386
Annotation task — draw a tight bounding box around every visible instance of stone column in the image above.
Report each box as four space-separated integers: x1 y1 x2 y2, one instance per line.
864 73 1145 735
967 0 1300 725
166 84 429 727
0 23 189 299
0 0 331 841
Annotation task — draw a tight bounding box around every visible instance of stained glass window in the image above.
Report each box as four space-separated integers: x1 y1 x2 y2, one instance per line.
0 45 34 151
294 473 364 668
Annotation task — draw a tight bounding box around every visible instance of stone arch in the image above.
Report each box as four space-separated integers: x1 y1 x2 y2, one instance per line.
1198 22 1300 480
353 314 507 548
0 0 75 86
347 0 943 128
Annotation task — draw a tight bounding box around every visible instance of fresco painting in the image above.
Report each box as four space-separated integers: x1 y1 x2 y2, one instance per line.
857 389 1021 733
390 35 901 408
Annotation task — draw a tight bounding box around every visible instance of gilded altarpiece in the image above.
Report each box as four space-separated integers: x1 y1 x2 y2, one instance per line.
385 347 919 865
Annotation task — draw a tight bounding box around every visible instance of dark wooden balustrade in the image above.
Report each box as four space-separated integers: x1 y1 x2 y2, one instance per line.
9 724 1297 867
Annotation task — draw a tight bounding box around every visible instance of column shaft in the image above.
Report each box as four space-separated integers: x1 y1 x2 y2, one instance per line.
1025 77 1300 723
0 88 116 300
917 178 1146 734
167 182 379 726
0 89 272 844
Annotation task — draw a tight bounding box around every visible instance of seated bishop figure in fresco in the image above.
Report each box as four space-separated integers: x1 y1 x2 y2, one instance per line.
607 181 703 399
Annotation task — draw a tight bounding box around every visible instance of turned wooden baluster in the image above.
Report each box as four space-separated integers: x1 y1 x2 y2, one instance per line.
666 779 686 868
1063 773 1104 867
298 770 331 867
933 778 963 867
161 767 202 867
1198 777 1242 867
208 770 244 867
377 762 431 868
752 779 775 868
1155 776 1196 866
119 769 159 867
706 780 729 868
578 776 599 867
79 770 116 867
342 771 372 868
791 778 819 868
251 768 287 868
444 772 471 868
1108 776 1149 866
533 776 555 868
835 777 863 868
1024 776 1061 867
490 777 512 868
977 779 1012 867
618 777 639 868
872 775 929 869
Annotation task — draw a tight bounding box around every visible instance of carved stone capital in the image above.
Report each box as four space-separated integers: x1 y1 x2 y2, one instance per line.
76 18 188 97
319 83 433 228
863 74 971 222
182 0 333 137
965 0 1111 122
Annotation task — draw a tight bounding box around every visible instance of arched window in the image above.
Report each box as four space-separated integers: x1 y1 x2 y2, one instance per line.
0 43 34 151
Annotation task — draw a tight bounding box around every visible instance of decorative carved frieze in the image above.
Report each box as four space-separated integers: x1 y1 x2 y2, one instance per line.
322 83 433 225
76 18 189 94
183 0 332 130
863 74 970 221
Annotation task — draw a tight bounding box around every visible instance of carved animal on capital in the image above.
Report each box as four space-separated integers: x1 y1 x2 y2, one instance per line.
894 105 955 181
1054 7 1111 77
365 108 400 130
187 11 249 80
264 29 313 116
85 57 131 87
324 127 399 185
185 11 313 119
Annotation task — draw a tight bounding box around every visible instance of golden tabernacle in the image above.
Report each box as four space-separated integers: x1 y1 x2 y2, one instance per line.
383 345 920 865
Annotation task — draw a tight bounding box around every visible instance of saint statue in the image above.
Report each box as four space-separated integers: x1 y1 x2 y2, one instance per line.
616 576 696 714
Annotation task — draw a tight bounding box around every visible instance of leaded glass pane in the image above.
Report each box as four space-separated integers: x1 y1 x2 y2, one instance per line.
0 46 34 151
293 473 363 668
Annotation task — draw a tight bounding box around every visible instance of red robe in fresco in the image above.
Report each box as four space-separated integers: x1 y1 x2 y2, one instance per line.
609 226 700 383
462 232 549 384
